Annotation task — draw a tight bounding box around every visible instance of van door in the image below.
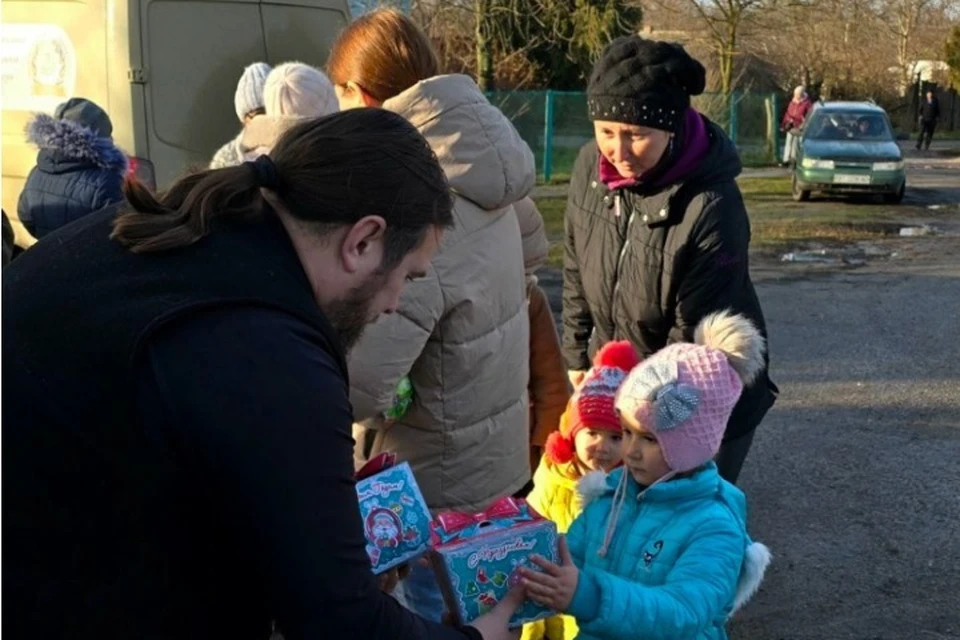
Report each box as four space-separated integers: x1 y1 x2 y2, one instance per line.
138 0 266 188
138 0 350 190
261 0 349 69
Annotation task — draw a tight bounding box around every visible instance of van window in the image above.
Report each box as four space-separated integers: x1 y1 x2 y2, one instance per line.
261 4 347 71
145 0 265 153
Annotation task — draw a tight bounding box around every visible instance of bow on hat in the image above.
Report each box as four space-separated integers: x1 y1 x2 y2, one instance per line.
619 360 701 431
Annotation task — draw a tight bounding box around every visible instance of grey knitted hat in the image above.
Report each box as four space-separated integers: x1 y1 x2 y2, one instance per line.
235 62 272 122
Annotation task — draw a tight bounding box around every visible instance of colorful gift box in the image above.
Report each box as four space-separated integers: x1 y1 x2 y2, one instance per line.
355 454 432 575
429 497 559 627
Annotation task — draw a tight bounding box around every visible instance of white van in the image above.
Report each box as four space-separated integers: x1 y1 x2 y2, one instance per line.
1 0 351 247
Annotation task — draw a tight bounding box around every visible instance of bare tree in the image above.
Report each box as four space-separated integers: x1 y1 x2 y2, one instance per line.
887 0 937 88
681 0 766 94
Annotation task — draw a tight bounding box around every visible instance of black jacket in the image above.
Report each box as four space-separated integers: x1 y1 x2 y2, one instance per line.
2 206 477 640
920 97 940 122
562 119 777 439
2 209 15 266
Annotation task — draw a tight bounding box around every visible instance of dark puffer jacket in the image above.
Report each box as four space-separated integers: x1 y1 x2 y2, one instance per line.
562 119 777 439
17 114 127 239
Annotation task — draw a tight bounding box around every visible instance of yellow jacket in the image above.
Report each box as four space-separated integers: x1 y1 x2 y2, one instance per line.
522 456 583 640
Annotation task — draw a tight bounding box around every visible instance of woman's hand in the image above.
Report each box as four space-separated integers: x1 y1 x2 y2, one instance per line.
466 585 525 639
519 536 579 612
567 370 586 390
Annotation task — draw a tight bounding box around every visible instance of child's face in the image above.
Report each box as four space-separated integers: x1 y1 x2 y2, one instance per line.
620 413 671 486
573 428 622 472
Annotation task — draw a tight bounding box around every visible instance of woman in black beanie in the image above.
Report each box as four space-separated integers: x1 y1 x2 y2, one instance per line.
561 37 778 483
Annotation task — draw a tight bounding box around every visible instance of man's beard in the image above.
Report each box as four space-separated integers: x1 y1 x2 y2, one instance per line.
322 273 385 354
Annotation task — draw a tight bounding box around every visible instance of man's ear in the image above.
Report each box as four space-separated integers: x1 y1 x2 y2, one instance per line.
341 215 387 275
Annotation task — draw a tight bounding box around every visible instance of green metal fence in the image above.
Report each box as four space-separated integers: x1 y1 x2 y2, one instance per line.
485 90 782 182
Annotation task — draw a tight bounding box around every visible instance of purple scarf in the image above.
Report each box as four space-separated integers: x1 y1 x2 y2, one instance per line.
598 108 711 190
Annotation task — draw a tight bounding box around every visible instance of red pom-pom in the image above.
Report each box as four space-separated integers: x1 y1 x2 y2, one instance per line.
545 431 575 464
593 340 641 373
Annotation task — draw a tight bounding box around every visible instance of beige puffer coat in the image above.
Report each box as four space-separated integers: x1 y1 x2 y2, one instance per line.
348 74 535 513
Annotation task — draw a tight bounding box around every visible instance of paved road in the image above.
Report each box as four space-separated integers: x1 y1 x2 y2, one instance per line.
538 234 960 638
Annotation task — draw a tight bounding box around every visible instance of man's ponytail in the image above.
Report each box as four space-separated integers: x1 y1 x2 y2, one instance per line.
112 163 265 254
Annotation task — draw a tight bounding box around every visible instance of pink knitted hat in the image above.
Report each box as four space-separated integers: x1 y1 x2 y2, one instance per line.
615 311 766 473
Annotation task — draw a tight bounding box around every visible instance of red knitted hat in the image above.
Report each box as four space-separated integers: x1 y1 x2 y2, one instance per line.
546 341 640 464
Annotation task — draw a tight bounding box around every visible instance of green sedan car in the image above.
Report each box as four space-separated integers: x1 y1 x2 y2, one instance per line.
792 102 906 203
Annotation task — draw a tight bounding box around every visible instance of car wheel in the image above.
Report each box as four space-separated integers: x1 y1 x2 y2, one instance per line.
884 182 905 205
792 175 811 202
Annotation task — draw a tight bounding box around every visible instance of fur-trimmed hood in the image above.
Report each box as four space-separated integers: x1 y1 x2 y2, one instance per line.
577 465 771 616
26 113 128 174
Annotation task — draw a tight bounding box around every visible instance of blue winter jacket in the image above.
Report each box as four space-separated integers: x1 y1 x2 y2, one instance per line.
17 114 127 240
565 463 770 640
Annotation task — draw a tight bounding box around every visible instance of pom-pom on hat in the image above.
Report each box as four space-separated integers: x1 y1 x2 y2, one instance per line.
615 311 766 473
545 341 641 464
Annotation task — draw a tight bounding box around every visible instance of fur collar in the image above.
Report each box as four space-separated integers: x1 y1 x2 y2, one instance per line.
26 113 128 173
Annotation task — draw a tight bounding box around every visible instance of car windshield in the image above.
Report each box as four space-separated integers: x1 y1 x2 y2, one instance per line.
805 111 894 142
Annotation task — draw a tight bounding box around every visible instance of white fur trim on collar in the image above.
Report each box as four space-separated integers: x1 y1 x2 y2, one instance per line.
577 471 611 506
730 542 772 616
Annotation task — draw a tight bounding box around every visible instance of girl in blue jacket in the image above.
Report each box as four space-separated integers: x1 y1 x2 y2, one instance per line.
520 311 771 640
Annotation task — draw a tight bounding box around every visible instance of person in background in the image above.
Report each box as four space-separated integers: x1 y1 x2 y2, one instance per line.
562 37 777 485
521 340 639 640
3 108 522 640
917 89 940 151
521 312 772 640
515 197 570 478
240 62 338 161
17 97 126 239
210 62 272 169
328 8 535 622
780 85 812 166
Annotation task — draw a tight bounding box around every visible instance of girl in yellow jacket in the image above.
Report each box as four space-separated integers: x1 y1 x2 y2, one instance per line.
522 340 640 640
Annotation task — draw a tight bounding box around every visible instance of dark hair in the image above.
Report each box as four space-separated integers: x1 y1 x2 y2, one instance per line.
113 109 453 269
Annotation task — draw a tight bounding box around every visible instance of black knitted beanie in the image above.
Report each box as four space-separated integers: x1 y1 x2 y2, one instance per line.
587 37 706 132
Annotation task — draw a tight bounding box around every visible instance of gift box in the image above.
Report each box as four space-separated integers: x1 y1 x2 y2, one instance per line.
355 454 432 574
429 497 559 627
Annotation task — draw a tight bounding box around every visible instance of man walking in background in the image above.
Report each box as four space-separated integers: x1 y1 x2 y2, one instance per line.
917 89 940 151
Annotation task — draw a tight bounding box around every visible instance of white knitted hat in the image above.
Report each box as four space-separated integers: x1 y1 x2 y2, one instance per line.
263 62 338 119
234 62 271 122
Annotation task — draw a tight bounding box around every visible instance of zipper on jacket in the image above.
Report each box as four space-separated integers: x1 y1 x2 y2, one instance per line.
612 193 635 319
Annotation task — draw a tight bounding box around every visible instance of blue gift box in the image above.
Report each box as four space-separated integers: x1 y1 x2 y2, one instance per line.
355 461 432 574
429 497 559 627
